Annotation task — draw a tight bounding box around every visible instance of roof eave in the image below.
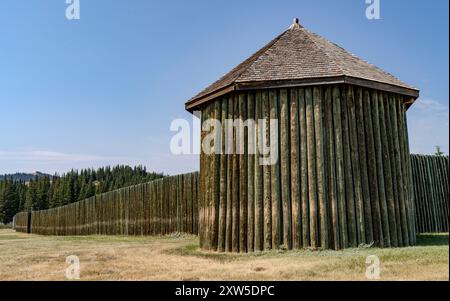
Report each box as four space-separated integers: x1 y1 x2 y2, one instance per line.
185 84 236 113
185 76 419 113
344 76 419 99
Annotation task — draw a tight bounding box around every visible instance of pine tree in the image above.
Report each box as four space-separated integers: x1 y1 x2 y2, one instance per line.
36 177 50 210
25 179 37 210
435 145 444 156
1 165 164 220
0 177 20 223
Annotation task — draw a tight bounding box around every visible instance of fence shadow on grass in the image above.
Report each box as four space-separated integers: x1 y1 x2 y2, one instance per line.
416 233 449 246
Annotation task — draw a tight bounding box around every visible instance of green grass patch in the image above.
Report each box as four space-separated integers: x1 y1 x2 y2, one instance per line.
167 233 449 266
416 233 449 246
165 243 243 263
0 235 27 240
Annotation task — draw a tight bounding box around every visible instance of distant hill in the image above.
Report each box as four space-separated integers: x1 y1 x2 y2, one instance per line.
0 172 53 182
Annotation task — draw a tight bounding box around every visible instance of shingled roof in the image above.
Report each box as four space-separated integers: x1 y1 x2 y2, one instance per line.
186 19 419 111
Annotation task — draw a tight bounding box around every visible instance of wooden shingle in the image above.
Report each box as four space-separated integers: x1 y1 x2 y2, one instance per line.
186 19 419 111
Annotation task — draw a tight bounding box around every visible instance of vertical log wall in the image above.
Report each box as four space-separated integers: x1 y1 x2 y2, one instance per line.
12 155 448 241
411 154 449 233
13 212 29 233
13 172 199 236
199 84 417 251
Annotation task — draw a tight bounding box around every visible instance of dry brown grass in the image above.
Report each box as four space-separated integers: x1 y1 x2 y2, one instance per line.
0 229 447 281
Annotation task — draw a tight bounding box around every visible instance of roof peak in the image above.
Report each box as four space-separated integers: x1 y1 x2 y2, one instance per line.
289 18 303 30
185 20 419 111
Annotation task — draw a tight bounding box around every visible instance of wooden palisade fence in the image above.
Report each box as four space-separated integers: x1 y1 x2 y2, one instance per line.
411 154 449 233
14 172 199 236
12 154 448 241
198 86 417 252
13 212 29 233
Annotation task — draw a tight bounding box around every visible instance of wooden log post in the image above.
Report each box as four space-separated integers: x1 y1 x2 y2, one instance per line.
186 174 191 234
262 90 272 250
153 181 158 236
290 88 302 249
425 156 437 232
305 87 319 248
443 157 449 231
218 97 228 251
325 87 340 249
269 89 282 249
299 88 310 248
232 95 240 252
173 177 178 233
280 88 292 249
314 87 328 249
254 91 264 251
225 96 234 252
247 93 255 252
239 93 248 253
194 172 199 235
436 156 449 231
203 105 211 249
398 100 414 245
435 157 441 231
398 99 413 244
402 110 416 243
416 155 426 233
341 86 357 247
211 100 221 250
199 106 207 246
333 86 347 249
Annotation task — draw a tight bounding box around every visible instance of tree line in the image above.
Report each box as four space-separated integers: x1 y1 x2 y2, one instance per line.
0 165 164 224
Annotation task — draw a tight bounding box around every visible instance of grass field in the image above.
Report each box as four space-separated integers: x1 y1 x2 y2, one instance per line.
0 229 447 281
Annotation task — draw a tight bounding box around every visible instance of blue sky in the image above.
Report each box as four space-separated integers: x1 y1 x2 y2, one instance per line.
0 0 448 175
